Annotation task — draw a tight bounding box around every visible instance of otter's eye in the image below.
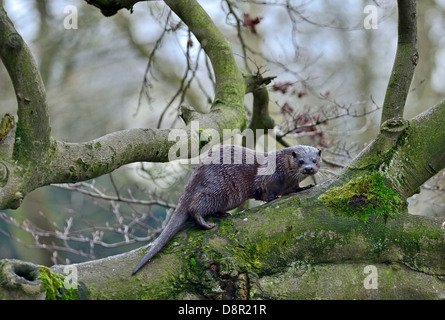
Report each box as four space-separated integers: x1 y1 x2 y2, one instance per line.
312 159 317 164
298 159 305 165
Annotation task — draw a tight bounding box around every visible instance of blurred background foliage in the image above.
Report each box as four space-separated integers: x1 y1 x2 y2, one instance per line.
0 0 444 266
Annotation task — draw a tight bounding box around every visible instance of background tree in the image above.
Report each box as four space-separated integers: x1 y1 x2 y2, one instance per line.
0 0 444 300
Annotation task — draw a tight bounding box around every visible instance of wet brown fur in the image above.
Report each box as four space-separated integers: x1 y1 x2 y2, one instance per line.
132 144 321 274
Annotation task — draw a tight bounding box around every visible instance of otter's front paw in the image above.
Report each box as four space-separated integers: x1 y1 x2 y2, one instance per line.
296 184 315 192
204 222 216 229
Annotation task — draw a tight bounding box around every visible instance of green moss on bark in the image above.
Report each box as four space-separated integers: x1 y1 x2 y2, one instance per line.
38 266 78 300
319 172 404 221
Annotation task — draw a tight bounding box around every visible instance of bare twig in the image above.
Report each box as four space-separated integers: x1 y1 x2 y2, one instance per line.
52 182 176 208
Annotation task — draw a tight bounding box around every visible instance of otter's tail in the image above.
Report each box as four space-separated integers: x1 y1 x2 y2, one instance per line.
132 210 188 275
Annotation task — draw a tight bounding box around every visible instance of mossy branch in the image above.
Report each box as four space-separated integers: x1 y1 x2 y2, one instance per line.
0 8 51 163
330 100 445 203
1 191 444 299
380 0 418 125
386 100 445 199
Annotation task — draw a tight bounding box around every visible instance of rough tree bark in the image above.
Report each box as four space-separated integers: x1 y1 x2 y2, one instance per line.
1 0 445 300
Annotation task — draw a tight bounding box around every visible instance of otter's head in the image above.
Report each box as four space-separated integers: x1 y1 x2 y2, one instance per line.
290 146 322 176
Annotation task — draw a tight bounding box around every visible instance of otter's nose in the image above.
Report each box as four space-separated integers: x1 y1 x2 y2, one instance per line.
304 167 315 174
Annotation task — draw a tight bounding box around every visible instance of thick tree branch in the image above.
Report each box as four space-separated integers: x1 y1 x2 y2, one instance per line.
387 100 445 199
47 129 173 184
330 100 445 204
1 190 444 299
380 0 418 125
0 8 51 163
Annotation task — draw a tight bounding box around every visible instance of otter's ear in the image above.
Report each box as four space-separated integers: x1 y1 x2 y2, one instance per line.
292 151 297 158
317 148 322 156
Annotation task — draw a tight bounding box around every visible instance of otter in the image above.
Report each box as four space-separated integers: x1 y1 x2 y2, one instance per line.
132 144 321 274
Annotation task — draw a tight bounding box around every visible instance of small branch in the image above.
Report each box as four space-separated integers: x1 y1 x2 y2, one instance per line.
164 0 247 130
86 0 248 131
136 10 173 117
53 182 176 208
224 0 251 71
244 73 275 131
380 0 418 125
276 100 381 140
248 85 274 131
156 30 203 128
